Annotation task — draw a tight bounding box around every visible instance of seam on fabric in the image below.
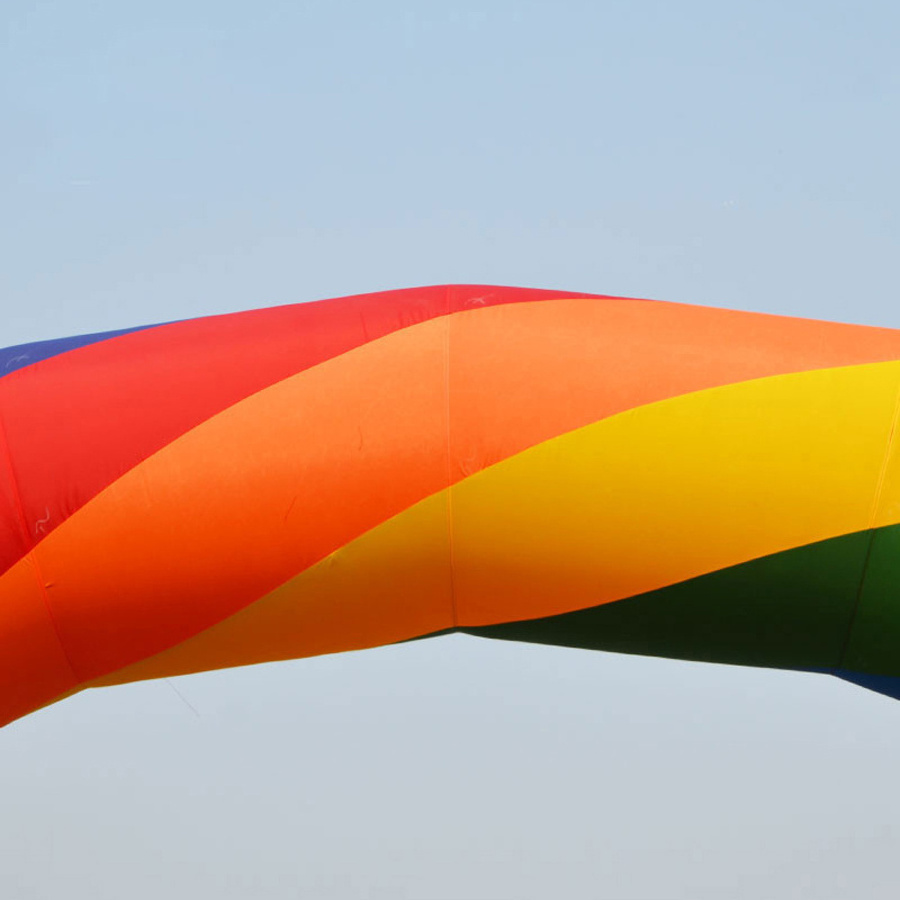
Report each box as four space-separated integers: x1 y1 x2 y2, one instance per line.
836 374 900 671
0 402 80 684
444 286 459 627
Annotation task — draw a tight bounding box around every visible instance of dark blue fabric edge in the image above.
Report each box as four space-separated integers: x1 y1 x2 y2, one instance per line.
833 669 900 701
0 323 163 378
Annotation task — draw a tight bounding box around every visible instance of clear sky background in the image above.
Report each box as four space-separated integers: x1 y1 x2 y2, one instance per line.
2 2 900 898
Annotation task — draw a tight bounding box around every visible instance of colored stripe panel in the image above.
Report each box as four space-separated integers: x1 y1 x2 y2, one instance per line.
841 524 900 677
0 557 77 726
834 670 900 700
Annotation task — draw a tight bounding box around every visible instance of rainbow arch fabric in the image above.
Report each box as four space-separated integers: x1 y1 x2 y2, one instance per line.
2 284 900 727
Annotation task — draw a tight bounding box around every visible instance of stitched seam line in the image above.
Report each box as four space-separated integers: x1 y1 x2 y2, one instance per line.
836 373 900 671
444 286 459 628
0 403 80 683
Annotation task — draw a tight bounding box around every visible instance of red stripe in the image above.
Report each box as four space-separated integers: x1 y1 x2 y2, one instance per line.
0 284 606 576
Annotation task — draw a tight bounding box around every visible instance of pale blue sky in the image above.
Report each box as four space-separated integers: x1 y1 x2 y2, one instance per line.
2 2 900 899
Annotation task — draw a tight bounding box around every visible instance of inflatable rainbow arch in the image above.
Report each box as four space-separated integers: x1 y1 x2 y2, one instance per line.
2 285 900 726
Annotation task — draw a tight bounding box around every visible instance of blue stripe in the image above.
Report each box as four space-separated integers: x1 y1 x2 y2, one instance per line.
833 669 900 701
0 324 160 377
796 666 900 700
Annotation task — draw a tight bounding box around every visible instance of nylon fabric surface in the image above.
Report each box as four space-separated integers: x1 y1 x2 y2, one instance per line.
3 285 900 726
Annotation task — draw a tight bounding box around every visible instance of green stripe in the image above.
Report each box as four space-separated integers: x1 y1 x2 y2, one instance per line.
842 525 900 676
463 527 900 672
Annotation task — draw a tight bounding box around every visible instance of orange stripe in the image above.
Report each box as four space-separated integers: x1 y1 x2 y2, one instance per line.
449 297 900 474
7 298 900 692
0 558 77 725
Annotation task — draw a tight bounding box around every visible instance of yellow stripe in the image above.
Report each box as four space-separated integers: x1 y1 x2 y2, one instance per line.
452 360 900 625
94 361 900 685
